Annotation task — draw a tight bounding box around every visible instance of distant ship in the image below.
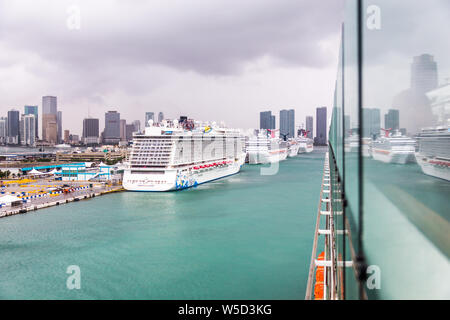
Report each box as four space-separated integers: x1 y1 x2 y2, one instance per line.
371 129 416 164
123 120 246 191
287 139 301 157
415 126 450 181
54 143 72 150
247 130 288 164
297 129 314 153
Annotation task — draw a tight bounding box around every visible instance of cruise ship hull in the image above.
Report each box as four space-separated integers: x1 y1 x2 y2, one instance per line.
298 143 313 153
123 159 244 191
415 155 450 181
372 149 416 164
288 144 300 157
248 149 288 164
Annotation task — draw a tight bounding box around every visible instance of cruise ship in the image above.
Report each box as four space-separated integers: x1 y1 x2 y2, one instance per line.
297 129 314 153
247 130 288 164
123 120 246 191
371 130 416 164
415 126 450 181
287 139 301 157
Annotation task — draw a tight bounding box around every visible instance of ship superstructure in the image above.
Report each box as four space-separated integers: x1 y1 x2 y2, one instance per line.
123 120 245 191
371 130 416 164
415 126 450 181
246 130 288 164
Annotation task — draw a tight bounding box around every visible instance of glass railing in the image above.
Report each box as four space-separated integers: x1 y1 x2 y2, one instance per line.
330 0 450 299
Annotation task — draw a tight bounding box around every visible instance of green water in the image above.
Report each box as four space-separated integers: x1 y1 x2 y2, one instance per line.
0 150 325 300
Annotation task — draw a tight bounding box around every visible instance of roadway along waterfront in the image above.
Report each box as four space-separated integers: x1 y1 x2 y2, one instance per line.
0 149 326 299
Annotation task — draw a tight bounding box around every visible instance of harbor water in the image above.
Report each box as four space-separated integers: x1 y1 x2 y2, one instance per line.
0 149 326 299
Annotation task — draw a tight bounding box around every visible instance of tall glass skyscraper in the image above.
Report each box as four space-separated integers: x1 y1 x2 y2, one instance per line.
145 112 154 126
103 111 121 144
411 54 438 94
280 109 295 138
306 116 313 138
7 109 20 144
42 96 57 143
24 105 38 139
260 111 275 130
315 107 327 145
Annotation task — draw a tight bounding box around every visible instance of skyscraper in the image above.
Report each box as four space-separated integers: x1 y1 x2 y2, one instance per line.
306 116 313 139
64 130 70 143
411 54 438 94
24 105 38 139
384 109 400 131
7 109 20 145
158 112 164 123
57 111 62 143
125 124 135 141
280 109 295 139
260 111 275 130
82 118 100 145
132 120 141 133
103 111 120 144
20 114 36 146
42 96 57 142
145 112 154 126
120 119 127 141
315 107 327 145
0 117 7 144
362 108 381 138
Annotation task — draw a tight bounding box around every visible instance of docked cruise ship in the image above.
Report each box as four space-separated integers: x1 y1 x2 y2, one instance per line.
371 130 416 164
415 126 450 181
123 120 246 191
247 130 288 164
287 139 301 157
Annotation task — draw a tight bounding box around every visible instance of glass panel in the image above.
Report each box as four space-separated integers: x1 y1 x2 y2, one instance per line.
361 0 450 299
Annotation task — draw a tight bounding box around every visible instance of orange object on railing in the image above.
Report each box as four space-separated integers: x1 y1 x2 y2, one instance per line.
314 281 324 300
318 251 325 260
316 266 324 282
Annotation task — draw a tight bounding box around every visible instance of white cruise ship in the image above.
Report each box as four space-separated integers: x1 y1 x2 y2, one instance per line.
123 120 245 191
415 126 450 181
247 130 288 164
298 137 314 153
371 130 416 164
287 139 301 157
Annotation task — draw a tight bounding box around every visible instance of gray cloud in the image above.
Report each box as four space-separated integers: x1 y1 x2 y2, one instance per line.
0 0 344 133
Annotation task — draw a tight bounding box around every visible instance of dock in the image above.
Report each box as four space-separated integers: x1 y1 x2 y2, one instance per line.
0 180 124 218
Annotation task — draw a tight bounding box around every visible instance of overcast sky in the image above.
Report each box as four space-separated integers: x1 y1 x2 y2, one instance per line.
0 0 344 136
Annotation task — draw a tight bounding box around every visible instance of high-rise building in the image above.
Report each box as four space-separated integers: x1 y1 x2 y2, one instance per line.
315 107 327 145
103 111 121 144
362 108 381 138
384 109 400 131
57 111 62 143
260 111 275 130
280 109 295 139
82 118 100 145
145 112 154 126
24 105 38 139
7 109 20 145
64 130 70 143
0 117 7 144
20 114 36 146
120 119 127 141
411 54 438 94
132 120 141 133
158 112 164 123
306 116 314 139
42 96 57 142
125 124 135 141
42 114 58 144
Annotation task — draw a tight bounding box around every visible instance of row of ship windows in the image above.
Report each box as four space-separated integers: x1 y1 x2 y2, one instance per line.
128 180 168 184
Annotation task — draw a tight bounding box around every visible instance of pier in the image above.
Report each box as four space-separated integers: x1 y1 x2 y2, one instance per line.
0 179 124 218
